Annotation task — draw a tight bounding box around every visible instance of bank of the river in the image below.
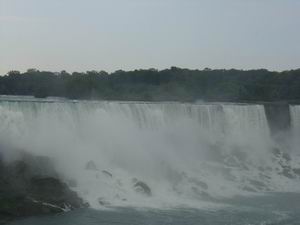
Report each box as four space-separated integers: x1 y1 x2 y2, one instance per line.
0 151 86 224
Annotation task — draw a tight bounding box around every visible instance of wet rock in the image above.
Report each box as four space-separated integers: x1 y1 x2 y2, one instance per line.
259 173 271 180
293 168 300 176
198 181 208 190
132 178 152 196
281 168 295 179
68 179 78 188
85 160 98 171
28 177 84 209
272 148 281 157
188 178 208 190
0 196 62 223
232 149 247 162
191 187 214 201
282 153 291 162
224 155 248 170
0 152 86 224
248 179 268 191
242 186 257 192
272 148 291 163
264 104 291 135
258 166 265 172
271 148 296 178
221 168 236 181
98 197 110 206
102 170 113 178
114 194 126 202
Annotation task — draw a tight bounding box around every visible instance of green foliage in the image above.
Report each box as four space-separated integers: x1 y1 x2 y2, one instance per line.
0 68 299 102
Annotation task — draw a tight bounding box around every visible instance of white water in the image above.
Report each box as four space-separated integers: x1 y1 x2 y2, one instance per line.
1 98 300 209
290 105 300 157
291 105 300 133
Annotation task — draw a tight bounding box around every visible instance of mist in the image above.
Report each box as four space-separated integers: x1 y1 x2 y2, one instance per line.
0 99 300 209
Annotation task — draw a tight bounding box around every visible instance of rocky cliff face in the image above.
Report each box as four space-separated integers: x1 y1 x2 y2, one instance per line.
0 150 86 224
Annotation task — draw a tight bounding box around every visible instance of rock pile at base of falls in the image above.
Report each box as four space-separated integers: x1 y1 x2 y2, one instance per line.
0 150 86 224
85 160 98 171
132 178 152 196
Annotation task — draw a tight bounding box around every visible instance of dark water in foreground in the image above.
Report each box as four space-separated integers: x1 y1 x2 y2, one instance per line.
8 193 300 225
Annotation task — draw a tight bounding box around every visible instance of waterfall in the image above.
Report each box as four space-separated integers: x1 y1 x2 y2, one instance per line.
290 105 300 155
1 97 300 208
290 105 300 133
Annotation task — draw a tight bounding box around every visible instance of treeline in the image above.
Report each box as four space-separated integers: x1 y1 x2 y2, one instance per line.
0 67 300 102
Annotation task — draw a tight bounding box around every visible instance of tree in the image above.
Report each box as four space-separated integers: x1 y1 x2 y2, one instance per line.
8 70 21 76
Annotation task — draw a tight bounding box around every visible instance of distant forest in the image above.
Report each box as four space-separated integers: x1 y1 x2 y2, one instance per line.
0 68 300 102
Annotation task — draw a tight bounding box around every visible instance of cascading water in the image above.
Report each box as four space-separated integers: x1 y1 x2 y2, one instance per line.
1 96 300 209
290 105 300 157
291 105 300 133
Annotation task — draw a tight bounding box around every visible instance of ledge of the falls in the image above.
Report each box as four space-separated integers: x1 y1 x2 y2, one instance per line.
0 150 87 224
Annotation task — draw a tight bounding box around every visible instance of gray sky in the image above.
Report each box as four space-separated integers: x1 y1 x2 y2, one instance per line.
0 0 299 74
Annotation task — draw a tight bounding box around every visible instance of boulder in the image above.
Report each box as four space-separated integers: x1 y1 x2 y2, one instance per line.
68 179 78 188
132 178 152 196
293 168 300 176
188 177 208 190
191 187 213 201
102 170 113 178
0 151 86 224
85 160 98 171
28 177 84 209
98 197 110 206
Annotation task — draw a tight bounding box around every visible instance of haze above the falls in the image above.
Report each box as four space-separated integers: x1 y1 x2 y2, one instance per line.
1 0 300 74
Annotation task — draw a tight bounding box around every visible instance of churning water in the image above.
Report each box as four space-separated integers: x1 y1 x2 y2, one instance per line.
1 96 300 224
7 193 300 225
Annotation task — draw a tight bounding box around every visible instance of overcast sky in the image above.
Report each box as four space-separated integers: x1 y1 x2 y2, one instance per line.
0 0 299 74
